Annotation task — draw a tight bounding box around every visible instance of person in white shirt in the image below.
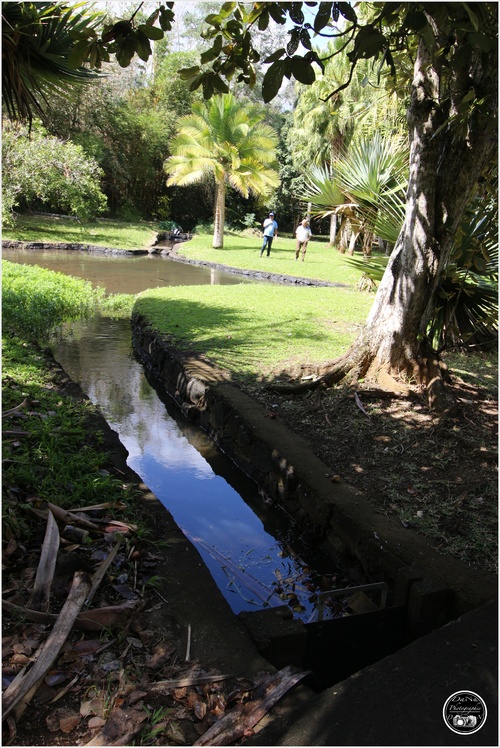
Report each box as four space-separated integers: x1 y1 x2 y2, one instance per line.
260 211 278 257
295 219 312 261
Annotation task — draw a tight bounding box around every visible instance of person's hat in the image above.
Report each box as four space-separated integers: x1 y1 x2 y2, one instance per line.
269 211 274 216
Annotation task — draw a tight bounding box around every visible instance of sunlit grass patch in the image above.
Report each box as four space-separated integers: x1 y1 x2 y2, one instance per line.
99 293 137 319
178 232 364 286
134 283 373 379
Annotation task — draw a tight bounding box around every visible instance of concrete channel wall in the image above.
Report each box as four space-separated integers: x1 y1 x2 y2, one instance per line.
131 313 497 634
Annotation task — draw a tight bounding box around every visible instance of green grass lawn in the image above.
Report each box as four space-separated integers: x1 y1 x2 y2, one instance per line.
179 231 363 286
134 283 374 380
2 213 157 252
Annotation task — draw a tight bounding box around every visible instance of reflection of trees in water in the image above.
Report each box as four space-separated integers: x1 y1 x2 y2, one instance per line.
55 317 212 473
54 315 339 617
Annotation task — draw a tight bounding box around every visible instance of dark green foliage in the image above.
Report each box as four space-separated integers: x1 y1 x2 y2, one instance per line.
2 1 101 123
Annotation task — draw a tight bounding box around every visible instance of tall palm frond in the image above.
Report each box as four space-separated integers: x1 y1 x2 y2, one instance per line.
295 165 344 212
334 133 409 208
430 194 498 350
2 1 101 123
165 93 279 247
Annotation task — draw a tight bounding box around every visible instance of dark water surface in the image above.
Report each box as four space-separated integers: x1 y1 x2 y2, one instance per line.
7 249 337 618
2 247 247 294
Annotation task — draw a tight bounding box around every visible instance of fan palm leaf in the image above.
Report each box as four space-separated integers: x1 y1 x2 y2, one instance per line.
2 2 102 122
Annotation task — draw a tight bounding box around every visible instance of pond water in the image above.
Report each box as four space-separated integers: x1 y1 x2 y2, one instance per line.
6 248 340 619
2 247 246 294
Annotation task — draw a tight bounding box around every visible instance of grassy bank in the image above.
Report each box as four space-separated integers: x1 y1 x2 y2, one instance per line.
1 261 141 540
2 213 157 251
134 283 373 380
2 337 143 539
3 260 104 339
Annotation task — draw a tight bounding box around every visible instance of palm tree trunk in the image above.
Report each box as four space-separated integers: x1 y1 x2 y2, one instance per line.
328 214 337 247
213 176 226 248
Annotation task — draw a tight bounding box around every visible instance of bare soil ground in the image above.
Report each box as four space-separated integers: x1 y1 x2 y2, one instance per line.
242 355 498 575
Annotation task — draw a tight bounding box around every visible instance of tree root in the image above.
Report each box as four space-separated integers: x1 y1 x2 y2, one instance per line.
268 343 458 415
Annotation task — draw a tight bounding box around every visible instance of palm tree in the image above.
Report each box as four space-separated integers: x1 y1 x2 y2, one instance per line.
2 2 101 123
164 93 279 248
297 133 409 255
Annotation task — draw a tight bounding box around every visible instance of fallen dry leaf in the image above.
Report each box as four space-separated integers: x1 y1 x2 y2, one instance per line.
59 711 81 734
88 716 106 731
80 696 106 718
46 707 79 733
165 721 186 745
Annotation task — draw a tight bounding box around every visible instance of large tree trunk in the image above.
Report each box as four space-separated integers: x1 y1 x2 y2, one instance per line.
317 13 497 412
213 176 225 248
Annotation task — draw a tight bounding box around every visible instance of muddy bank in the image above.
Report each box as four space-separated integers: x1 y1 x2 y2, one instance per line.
131 313 497 629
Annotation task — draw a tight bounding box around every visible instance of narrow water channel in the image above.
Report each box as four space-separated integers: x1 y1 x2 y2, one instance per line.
6 248 339 620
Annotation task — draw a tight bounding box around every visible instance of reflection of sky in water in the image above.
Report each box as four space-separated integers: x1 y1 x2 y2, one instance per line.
52 317 303 614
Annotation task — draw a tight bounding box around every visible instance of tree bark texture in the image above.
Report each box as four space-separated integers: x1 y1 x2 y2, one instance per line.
328 213 337 246
335 10 497 408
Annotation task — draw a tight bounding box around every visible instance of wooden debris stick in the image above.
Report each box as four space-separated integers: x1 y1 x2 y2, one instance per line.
150 673 237 694
2 571 91 719
2 598 138 632
47 502 101 531
2 398 29 418
13 678 46 722
48 673 80 705
61 525 89 544
354 391 370 418
67 501 127 513
185 623 192 662
194 666 310 747
28 509 60 612
85 536 123 606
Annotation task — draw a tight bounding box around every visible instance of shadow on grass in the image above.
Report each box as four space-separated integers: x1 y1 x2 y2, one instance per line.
134 293 355 381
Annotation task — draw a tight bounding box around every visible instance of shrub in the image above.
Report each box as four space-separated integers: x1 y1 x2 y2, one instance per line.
2 261 104 340
2 120 107 222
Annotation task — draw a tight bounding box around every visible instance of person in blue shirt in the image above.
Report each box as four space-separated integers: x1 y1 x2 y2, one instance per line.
260 212 278 257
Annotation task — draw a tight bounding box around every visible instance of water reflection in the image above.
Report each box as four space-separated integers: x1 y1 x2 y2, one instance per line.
52 317 319 616
2 247 250 294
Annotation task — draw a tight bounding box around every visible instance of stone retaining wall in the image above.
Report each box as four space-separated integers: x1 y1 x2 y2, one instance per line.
2 240 146 255
131 313 497 628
